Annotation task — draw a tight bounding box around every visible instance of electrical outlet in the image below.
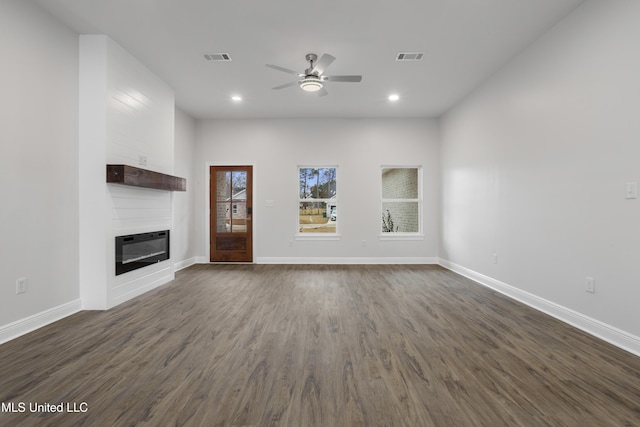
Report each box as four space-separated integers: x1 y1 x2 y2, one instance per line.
362 240 367 247
139 155 147 167
625 182 637 199
16 278 27 294
585 277 595 294
493 253 498 264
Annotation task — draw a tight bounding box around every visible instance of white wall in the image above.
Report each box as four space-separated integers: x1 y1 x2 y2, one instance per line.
0 0 81 339
440 0 640 353
195 118 439 263
173 107 198 269
79 35 176 309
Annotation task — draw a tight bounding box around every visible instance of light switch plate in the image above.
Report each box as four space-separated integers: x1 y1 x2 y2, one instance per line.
16 278 27 294
625 182 637 199
585 277 595 294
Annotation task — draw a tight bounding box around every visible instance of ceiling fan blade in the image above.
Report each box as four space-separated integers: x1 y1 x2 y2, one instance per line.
317 88 329 97
311 54 336 75
272 81 298 90
324 75 362 82
266 64 302 76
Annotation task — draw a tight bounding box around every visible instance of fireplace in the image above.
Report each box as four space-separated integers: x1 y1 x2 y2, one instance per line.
115 230 170 275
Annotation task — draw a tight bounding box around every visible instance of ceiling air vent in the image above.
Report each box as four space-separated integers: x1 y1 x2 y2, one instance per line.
204 53 232 61
396 52 424 61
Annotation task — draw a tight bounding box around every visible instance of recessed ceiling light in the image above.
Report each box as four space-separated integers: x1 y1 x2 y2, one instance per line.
231 95 242 102
388 94 400 102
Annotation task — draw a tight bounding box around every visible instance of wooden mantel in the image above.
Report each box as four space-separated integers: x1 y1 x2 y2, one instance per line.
106 164 186 191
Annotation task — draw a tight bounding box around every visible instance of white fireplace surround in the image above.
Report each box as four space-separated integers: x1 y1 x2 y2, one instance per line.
79 35 176 310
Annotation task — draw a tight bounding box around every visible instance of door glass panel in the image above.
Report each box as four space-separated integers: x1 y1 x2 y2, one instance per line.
230 172 247 233
215 171 231 233
231 171 247 195
216 202 231 232
216 171 231 201
215 171 249 233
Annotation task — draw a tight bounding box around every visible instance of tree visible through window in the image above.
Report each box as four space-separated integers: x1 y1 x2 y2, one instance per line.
381 167 421 234
298 167 337 234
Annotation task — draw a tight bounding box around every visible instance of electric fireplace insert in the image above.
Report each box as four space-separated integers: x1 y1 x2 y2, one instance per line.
115 230 170 275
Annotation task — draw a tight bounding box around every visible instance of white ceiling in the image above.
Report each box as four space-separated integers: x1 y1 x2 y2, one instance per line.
34 0 583 119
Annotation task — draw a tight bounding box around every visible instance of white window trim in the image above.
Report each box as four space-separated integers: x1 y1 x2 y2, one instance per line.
296 165 341 240
379 165 424 240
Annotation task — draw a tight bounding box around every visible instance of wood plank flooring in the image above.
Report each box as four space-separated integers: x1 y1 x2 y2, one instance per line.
1 264 639 426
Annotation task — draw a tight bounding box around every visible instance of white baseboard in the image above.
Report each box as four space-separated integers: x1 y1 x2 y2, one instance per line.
256 257 439 265
439 258 640 357
0 299 82 345
174 257 197 272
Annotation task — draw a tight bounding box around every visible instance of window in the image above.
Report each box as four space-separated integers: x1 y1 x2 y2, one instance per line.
298 167 337 235
381 166 422 236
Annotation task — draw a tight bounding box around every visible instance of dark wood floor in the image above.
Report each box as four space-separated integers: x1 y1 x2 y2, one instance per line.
1 264 639 426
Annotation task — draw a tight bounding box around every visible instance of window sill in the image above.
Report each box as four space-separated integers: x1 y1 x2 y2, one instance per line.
378 233 424 241
295 234 341 241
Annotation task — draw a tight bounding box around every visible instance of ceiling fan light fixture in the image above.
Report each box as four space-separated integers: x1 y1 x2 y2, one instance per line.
266 54 361 96
300 77 323 92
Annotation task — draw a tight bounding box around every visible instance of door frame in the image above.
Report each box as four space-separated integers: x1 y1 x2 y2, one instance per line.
205 161 257 263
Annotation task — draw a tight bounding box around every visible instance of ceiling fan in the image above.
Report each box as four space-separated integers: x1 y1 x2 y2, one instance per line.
266 53 362 97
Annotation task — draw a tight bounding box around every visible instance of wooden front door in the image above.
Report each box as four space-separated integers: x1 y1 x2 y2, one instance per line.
210 166 253 262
